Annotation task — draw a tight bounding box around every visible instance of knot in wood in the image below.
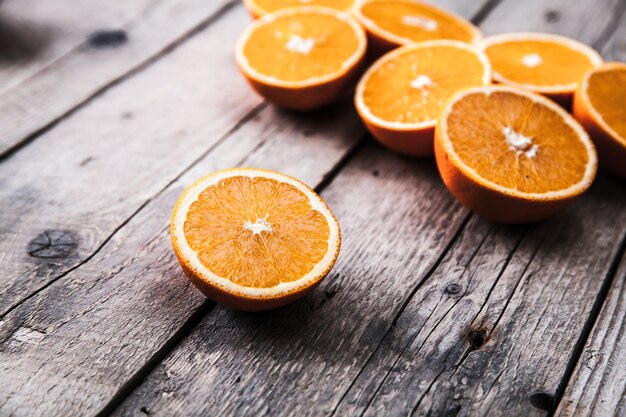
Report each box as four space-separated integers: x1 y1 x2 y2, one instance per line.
88 30 128 48
27 230 77 258
445 283 462 295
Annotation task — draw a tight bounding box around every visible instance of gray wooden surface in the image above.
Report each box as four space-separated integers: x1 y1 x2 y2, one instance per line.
0 0 624 416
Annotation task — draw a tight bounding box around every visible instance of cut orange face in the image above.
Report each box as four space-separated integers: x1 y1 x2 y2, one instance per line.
236 7 367 111
243 0 356 19
481 33 603 105
354 0 482 56
435 86 597 223
171 168 341 311
574 62 626 178
355 40 491 156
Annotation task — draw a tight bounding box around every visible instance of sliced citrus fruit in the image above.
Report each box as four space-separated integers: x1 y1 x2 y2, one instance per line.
481 33 603 106
243 0 356 19
435 86 597 223
354 0 482 56
171 168 341 311
355 40 491 156
574 62 626 178
236 6 366 111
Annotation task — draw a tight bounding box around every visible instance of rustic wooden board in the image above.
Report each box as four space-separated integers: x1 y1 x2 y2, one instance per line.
0 4 260 317
554 18 626 417
555 250 626 417
0 0 237 158
108 1 626 416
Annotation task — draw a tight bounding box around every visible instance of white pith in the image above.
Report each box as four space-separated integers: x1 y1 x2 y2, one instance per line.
480 32 604 93
355 40 491 130
172 169 341 298
411 75 432 89
503 127 538 158
522 53 542 68
439 86 597 200
285 34 315 54
236 7 366 88
402 15 438 31
354 0 482 47
244 216 273 234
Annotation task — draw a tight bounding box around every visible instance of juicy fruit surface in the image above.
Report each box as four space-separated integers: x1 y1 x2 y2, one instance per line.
183 176 330 288
485 39 598 87
446 90 591 193
360 0 477 43
241 11 362 82
252 0 355 14
587 66 626 141
361 43 489 124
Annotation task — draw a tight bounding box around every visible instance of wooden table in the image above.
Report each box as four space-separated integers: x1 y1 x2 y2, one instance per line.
0 0 624 416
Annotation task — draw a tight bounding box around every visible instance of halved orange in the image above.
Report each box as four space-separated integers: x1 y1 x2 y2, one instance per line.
170 168 341 311
574 62 626 178
353 0 482 56
481 33 603 106
355 40 491 156
236 6 367 111
243 0 356 19
435 86 597 223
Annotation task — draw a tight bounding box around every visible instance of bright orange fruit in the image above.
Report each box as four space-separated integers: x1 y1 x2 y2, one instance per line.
354 0 482 55
236 7 366 110
171 168 341 311
435 86 597 223
243 0 356 18
574 62 626 178
355 40 491 156
481 33 603 106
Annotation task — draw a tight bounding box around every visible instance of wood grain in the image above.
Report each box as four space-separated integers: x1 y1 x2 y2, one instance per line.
555 250 626 417
0 0 237 158
0 5 259 316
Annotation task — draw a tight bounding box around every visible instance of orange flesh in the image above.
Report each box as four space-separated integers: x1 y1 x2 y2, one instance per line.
362 45 487 124
361 0 476 43
485 40 597 87
183 176 330 288
587 66 626 141
242 13 361 82
252 0 355 14
446 91 590 193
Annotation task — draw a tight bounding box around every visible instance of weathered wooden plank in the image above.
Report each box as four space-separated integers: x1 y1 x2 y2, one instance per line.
0 5 260 316
0 0 237 158
554 251 626 417
108 1 626 416
0 0 151 93
479 0 624 43
554 17 626 417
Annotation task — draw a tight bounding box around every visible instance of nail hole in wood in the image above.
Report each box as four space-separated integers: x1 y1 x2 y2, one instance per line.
88 30 128 48
544 10 560 22
445 283 461 295
466 328 487 350
529 391 554 411
372 170 380 177
27 230 78 259
139 406 150 415
235 376 241 383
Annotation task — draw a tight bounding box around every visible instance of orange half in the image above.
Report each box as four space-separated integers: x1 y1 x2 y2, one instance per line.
354 0 482 55
355 40 491 156
236 6 367 110
243 0 356 18
435 86 597 223
171 168 341 311
481 33 603 105
574 62 626 178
